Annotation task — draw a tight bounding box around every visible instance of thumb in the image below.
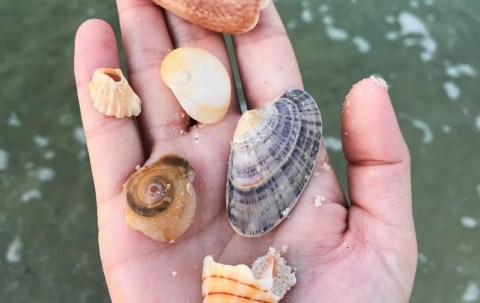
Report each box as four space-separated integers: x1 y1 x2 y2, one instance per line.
342 77 413 230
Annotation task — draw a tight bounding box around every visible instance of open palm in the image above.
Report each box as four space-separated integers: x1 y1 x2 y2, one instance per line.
74 1 417 302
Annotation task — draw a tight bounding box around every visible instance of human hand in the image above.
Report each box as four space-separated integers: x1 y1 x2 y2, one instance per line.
74 1 417 302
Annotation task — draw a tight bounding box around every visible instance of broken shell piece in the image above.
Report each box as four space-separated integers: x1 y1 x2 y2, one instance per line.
89 68 141 118
161 47 231 124
227 89 322 237
123 154 196 242
251 247 297 300
149 0 269 34
202 247 296 303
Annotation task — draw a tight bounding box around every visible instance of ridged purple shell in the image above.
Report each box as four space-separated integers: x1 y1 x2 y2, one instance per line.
227 89 322 237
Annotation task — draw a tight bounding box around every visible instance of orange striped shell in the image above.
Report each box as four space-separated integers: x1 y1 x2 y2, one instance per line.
202 255 279 303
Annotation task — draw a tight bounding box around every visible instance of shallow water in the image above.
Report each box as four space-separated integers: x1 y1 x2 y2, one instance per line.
1 0 479 302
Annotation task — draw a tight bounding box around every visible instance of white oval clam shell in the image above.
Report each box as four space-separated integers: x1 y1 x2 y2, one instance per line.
161 47 231 124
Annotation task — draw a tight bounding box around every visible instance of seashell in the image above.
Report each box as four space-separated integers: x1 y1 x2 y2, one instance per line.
89 68 141 118
202 247 296 303
123 154 196 242
227 89 322 237
161 47 231 124
149 0 270 34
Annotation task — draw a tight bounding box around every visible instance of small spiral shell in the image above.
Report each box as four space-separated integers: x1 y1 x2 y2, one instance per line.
123 154 196 242
227 89 322 237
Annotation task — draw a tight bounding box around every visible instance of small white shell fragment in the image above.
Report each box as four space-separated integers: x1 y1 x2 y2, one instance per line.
281 208 290 217
314 195 325 207
89 68 141 118
161 47 231 124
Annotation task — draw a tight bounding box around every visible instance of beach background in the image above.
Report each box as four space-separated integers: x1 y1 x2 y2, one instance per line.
1 0 479 302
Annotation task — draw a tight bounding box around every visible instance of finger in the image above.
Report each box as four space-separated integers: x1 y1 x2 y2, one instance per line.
116 0 189 150
232 2 303 109
164 12 240 117
342 77 412 228
74 19 143 202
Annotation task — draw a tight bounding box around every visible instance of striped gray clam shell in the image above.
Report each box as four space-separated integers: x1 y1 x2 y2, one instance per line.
227 88 322 237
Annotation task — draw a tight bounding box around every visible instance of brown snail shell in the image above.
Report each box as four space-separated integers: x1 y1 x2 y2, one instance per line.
149 0 269 34
123 154 196 242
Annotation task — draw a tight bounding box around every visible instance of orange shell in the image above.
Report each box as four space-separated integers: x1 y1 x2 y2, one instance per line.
150 0 269 34
202 255 280 303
